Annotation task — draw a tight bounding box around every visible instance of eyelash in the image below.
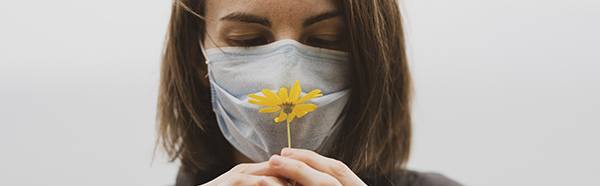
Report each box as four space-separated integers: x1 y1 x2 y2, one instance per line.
306 37 341 49
229 37 342 50
229 37 268 47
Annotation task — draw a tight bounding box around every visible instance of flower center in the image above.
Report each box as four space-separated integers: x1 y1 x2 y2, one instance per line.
280 102 294 114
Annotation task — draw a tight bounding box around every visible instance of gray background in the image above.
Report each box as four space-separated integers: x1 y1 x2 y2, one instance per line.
1 0 598 185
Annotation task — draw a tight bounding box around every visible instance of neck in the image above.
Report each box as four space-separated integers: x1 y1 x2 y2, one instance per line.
233 148 254 164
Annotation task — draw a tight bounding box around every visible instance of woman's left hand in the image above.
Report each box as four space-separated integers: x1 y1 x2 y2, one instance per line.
268 148 367 186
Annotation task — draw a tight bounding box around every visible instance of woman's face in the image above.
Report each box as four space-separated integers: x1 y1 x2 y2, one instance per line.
203 0 346 51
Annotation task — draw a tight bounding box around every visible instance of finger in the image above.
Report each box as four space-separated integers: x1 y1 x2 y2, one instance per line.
261 176 291 186
281 148 365 186
205 162 283 185
217 175 287 186
269 155 341 186
231 162 282 177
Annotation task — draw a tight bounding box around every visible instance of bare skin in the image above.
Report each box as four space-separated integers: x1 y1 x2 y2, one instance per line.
203 0 346 50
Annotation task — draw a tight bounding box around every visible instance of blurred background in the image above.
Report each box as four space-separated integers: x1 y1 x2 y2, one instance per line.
1 0 598 185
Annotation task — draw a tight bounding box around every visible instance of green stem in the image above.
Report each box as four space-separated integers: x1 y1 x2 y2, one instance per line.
286 114 291 148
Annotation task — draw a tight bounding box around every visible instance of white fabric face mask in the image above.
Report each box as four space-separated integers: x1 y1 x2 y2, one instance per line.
202 39 351 162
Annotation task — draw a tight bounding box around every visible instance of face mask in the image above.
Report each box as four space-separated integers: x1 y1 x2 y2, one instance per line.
202 39 351 162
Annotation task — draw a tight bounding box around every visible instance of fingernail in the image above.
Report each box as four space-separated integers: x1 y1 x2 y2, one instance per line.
281 148 295 156
270 155 284 167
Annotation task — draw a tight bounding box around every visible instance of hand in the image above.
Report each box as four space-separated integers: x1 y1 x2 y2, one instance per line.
202 162 289 186
268 148 367 186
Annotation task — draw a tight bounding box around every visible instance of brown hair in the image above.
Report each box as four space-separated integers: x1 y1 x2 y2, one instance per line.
156 0 412 182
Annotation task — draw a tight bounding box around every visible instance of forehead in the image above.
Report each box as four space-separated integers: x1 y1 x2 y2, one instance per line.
204 0 340 22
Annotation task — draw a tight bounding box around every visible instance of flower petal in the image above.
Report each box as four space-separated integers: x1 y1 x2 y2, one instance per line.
292 108 307 118
278 88 288 103
288 111 296 122
262 89 282 104
249 99 278 107
249 92 280 106
259 107 281 113
295 89 323 104
249 94 269 101
288 80 301 102
275 112 287 123
293 104 317 118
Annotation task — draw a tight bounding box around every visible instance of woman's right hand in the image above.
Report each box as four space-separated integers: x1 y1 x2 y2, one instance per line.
201 162 289 186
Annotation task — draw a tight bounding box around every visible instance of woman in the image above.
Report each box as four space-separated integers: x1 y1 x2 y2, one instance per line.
157 0 461 185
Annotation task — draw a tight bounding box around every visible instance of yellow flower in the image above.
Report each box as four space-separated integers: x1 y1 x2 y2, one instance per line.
249 80 322 123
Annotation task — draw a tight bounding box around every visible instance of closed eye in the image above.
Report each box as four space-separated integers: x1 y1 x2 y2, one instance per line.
229 36 268 47
306 36 342 50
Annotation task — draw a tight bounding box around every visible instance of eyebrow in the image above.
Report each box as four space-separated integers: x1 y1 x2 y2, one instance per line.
220 13 272 27
302 11 340 28
219 11 341 28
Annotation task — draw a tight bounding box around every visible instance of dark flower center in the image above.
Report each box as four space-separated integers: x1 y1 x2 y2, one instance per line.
280 102 294 114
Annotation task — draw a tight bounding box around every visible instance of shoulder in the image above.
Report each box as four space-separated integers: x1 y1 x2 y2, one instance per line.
394 170 462 186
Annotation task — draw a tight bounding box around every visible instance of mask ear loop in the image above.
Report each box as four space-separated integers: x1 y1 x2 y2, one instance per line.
199 39 210 78
199 39 210 64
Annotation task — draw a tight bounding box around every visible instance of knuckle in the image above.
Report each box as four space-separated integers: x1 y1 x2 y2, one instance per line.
330 160 350 178
232 163 250 173
289 163 303 175
229 174 246 185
